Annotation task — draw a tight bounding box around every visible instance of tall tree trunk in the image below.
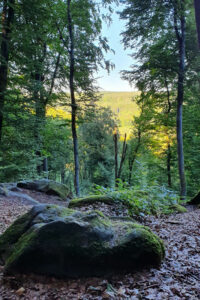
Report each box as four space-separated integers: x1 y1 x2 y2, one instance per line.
67 0 80 196
128 128 141 185
0 0 15 141
177 99 186 197
194 0 200 48
113 129 118 185
174 1 187 198
167 143 172 188
118 133 127 179
34 94 46 175
61 167 65 184
165 78 172 188
34 51 60 176
34 75 46 138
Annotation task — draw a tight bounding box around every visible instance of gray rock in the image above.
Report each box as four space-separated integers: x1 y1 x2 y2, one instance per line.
10 187 21 192
0 182 39 204
0 205 165 277
0 183 19 196
0 182 17 190
0 186 8 196
17 180 69 200
7 191 39 205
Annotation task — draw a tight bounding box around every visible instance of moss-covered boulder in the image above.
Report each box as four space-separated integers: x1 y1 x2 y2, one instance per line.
0 204 165 277
17 180 69 200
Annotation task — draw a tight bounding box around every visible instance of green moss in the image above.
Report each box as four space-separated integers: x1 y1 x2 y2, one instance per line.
69 195 115 208
5 230 37 269
0 212 31 259
83 211 112 228
48 181 69 200
113 221 152 240
57 207 77 218
117 227 165 263
93 210 105 218
170 204 187 213
138 228 165 261
46 204 58 209
45 205 78 218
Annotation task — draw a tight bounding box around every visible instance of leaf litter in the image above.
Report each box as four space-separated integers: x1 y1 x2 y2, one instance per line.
0 192 199 300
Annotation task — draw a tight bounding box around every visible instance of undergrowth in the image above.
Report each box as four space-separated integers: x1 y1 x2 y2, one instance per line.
91 180 183 216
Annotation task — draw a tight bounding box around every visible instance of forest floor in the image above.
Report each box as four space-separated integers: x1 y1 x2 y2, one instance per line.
0 190 200 300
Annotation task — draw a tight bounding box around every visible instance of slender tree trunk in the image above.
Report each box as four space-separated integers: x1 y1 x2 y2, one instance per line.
128 129 141 185
0 0 15 141
34 95 46 175
113 129 118 185
67 0 80 196
43 157 48 174
194 0 200 48
177 99 186 197
34 51 60 176
34 90 46 139
174 2 187 198
167 143 172 188
114 132 127 186
61 168 65 184
165 78 172 188
118 133 127 179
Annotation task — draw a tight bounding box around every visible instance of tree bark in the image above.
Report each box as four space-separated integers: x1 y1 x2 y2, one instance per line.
61 167 65 184
0 0 15 141
118 133 127 179
177 99 186 197
33 46 60 176
113 129 118 185
167 143 172 188
128 128 141 185
194 0 200 48
173 1 187 198
67 0 80 196
165 78 172 188
34 96 46 175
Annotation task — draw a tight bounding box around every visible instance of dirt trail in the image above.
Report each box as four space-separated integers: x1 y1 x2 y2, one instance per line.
0 193 199 299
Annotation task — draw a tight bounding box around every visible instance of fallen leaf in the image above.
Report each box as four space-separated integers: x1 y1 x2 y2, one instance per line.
16 287 25 296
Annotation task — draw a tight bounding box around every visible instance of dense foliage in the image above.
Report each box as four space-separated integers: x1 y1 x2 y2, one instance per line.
0 0 200 200
92 180 181 216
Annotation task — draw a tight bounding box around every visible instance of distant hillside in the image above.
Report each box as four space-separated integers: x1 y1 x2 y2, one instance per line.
47 91 140 137
98 91 140 136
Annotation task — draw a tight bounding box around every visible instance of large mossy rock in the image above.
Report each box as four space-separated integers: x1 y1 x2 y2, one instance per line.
17 180 69 200
0 204 165 277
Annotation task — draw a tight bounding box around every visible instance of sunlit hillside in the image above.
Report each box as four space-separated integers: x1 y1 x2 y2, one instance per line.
98 91 140 136
46 91 140 137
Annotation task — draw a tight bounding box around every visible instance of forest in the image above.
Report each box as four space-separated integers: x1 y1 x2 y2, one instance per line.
0 0 200 299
